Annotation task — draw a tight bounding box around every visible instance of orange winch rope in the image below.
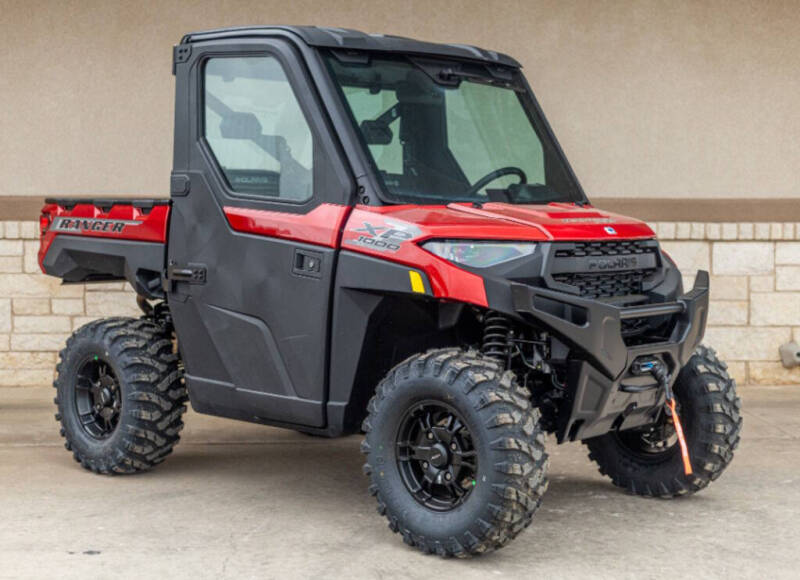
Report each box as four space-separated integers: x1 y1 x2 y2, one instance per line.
668 398 693 476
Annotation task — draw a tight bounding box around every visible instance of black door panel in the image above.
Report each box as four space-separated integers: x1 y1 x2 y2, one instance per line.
168 39 353 428
201 304 303 399
169 175 335 427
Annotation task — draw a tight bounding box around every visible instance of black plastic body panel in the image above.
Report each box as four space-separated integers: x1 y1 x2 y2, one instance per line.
181 26 521 68
334 250 432 296
507 271 710 441
327 251 434 434
44 198 170 211
41 235 166 298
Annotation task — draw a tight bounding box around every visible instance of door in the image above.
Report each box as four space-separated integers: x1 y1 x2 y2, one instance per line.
168 39 353 427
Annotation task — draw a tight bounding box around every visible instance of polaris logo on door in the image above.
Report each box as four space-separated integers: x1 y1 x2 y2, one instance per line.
604 226 617 235
51 217 141 234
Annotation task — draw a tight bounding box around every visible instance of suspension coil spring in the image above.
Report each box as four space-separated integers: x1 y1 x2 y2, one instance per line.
482 310 512 360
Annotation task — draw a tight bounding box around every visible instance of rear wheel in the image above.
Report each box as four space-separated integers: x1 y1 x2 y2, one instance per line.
54 317 187 474
584 345 741 497
361 348 548 557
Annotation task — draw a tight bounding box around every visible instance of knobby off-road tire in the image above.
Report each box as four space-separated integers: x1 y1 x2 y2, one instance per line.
584 345 742 498
54 317 187 474
361 348 549 557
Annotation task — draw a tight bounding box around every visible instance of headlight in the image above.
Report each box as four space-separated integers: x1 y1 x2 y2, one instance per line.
422 240 536 268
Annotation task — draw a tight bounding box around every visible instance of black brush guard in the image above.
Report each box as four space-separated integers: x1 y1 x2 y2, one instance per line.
511 271 710 441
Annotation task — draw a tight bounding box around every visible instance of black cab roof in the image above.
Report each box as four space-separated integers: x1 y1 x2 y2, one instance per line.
180 25 520 68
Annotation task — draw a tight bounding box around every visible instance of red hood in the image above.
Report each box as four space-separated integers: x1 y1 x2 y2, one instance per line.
350 202 654 242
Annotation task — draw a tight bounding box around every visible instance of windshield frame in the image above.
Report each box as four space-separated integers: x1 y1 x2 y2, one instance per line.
323 50 589 207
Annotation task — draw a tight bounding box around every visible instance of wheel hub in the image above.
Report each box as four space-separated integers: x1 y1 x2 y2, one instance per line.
616 403 681 458
396 401 478 512
428 443 448 467
74 356 122 439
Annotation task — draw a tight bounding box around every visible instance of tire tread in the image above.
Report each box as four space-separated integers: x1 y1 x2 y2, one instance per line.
361 348 548 557
585 345 741 498
53 317 187 475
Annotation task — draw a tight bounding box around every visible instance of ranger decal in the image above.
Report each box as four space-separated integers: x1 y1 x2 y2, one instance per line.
51 217 141 234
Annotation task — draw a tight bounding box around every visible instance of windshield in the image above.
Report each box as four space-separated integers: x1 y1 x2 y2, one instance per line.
326 53 584 205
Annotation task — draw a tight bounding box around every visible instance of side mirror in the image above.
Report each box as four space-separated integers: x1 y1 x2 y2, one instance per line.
220 112 263 140
360 119 393 145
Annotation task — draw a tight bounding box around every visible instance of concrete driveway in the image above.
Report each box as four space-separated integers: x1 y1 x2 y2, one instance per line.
1 385 798 579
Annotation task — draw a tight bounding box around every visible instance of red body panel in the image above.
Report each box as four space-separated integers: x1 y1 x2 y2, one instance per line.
341 206 493 306
340 202 655 307
38 202 170 272
223 203 351 248
439 202 654 241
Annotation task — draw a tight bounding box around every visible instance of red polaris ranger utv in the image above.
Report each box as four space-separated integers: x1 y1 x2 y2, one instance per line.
38 26 741 557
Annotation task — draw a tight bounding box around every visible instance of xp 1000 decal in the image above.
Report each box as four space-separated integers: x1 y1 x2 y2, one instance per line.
346 219 422 252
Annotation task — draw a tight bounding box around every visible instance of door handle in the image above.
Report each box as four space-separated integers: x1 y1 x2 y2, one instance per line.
293 249 323 278
167 262 207 284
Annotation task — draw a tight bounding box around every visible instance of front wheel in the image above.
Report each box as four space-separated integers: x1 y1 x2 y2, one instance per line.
361 349 548 557
584 345 742 498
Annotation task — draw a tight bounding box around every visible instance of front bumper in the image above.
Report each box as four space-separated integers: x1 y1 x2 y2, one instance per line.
510 270 710 441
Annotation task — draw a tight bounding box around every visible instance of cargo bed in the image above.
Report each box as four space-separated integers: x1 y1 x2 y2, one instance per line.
38 198 171 297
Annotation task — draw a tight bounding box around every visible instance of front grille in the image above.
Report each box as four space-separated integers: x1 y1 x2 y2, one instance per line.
551 270 654 299
553 240 654 259
549 240 659 299
544 239 671 344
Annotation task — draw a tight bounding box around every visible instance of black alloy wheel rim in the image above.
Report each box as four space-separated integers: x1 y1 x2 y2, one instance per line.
615 402 681 460
74 355 122 439
396 401 478 511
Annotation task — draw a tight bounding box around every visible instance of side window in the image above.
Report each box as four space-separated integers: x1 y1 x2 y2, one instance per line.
204 56 313 201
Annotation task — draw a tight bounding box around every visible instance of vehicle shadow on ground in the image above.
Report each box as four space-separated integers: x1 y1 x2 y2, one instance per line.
151 436 728 569
160 434 628 511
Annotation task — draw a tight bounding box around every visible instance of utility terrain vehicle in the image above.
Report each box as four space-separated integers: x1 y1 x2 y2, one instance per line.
39 26 741 557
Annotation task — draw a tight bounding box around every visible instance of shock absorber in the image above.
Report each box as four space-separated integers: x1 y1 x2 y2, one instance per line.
482 310 512 361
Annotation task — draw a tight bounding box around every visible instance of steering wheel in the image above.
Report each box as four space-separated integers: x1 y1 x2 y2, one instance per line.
465 166 527 197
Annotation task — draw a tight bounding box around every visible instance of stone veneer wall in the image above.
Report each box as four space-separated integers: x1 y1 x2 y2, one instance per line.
653 221 800 385
0 221 142 387
1 220 799 387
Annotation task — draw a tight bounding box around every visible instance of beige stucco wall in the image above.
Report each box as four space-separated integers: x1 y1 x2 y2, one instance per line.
1 0 798 201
